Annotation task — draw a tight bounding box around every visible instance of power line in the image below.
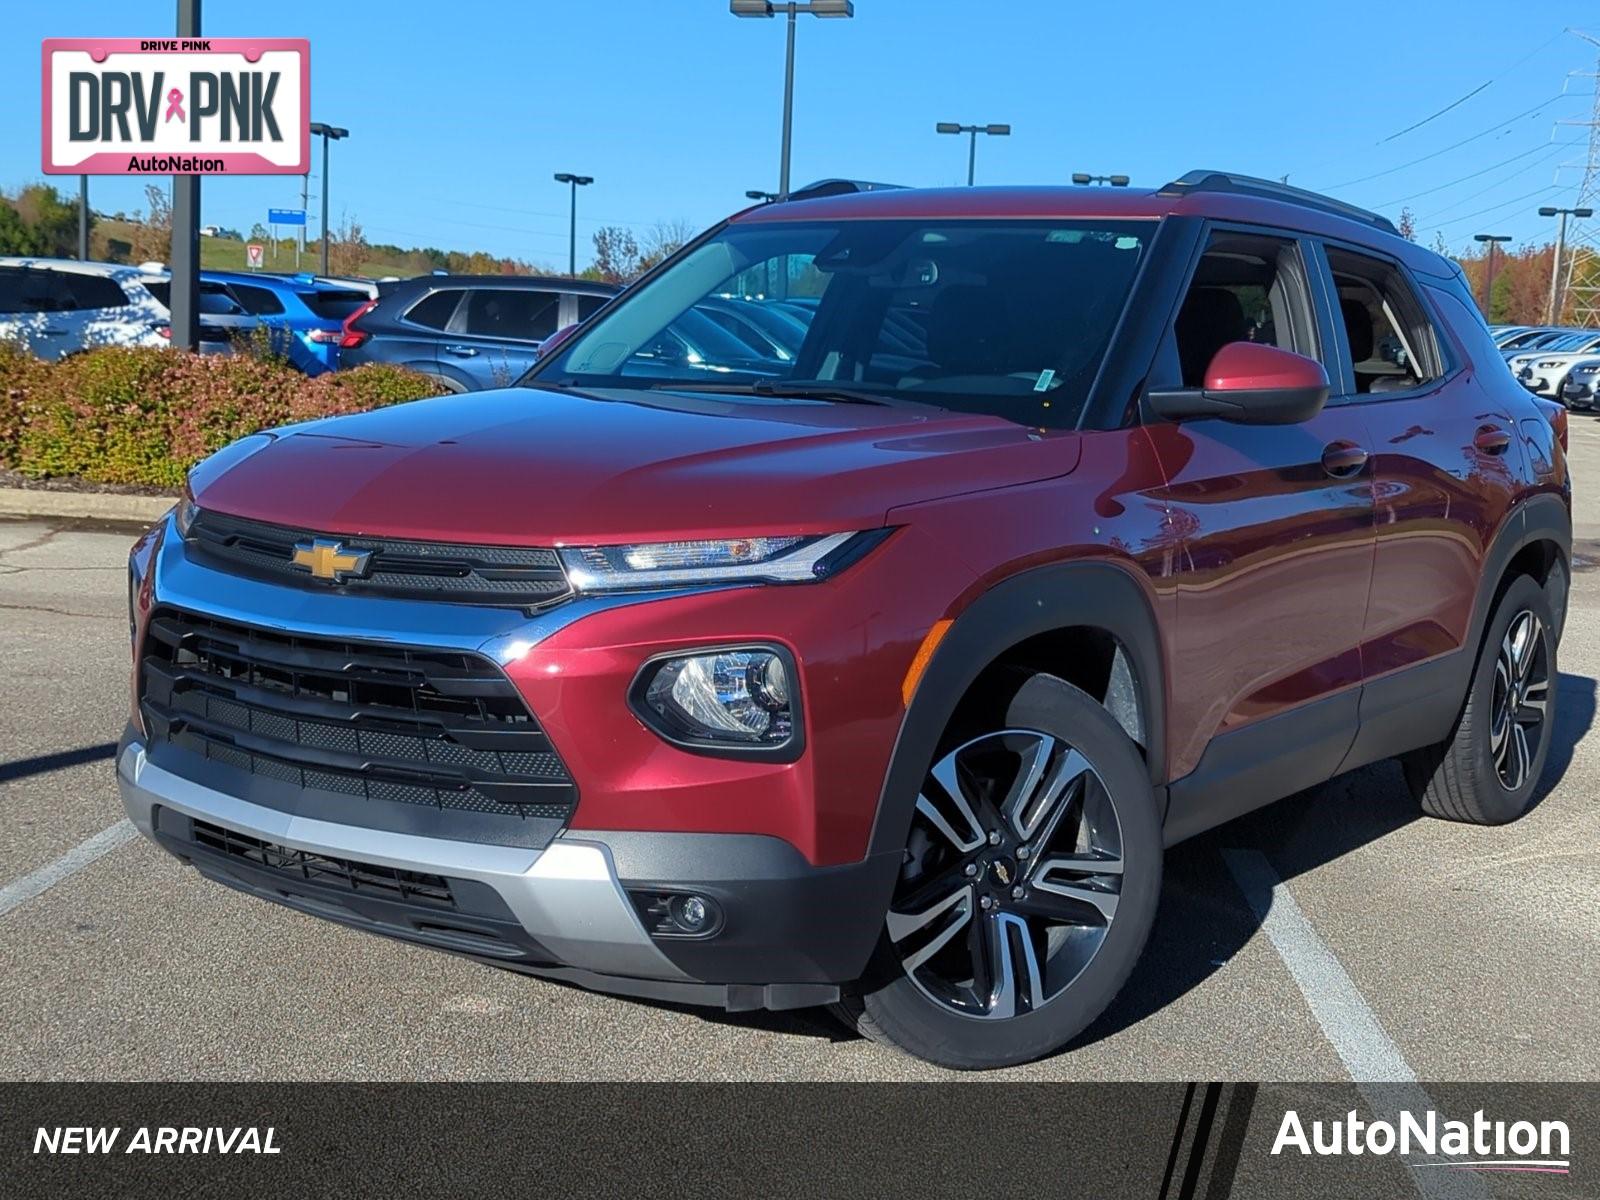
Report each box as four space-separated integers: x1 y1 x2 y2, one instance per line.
1376 29 1569 143
1377 140 1566 206
1324 92 1575 188
1428 183 1563 232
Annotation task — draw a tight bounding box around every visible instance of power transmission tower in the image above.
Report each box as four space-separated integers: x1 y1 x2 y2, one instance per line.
1560 31 1600 326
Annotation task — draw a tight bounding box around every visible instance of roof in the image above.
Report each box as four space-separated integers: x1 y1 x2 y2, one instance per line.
728 182 1443 275
387 274 619 293
0 256 145 279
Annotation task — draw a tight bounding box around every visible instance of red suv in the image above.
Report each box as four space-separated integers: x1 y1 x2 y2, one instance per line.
120 173 1571 1069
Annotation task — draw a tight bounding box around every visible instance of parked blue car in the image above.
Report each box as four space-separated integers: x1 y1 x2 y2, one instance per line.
201 270 374 375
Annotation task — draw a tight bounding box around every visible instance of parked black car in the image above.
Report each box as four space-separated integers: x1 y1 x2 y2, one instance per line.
337 275 618 391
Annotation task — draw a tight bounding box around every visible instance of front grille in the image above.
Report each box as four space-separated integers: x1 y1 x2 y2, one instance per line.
191 819 456 909
139 608 577 822
186 509 571 608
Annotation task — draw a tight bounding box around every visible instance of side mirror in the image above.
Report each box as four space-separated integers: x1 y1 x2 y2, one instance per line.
530 322 580 363
1148 342 1330 425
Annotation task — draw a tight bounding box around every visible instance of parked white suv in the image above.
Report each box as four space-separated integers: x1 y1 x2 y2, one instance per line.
1508 331 1600 398
0 258 167 360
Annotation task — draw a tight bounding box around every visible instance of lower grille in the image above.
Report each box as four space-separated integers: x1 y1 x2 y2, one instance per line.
138 608 577 825
192 819 455 909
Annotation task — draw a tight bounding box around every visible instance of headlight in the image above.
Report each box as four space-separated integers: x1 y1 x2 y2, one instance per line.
632 647 800 755
1536 360 1562 369
173 494 200 537
560 531 870 592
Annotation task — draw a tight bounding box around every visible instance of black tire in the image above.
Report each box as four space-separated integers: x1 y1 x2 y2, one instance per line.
833 673 1162 1070
1402 574 1557 824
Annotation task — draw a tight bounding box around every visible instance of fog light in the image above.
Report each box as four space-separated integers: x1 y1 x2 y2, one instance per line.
672 895 710 933
633 646 800 754
629 890 724 939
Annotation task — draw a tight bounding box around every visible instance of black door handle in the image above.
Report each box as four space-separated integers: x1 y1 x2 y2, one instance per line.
1321 442 1369 478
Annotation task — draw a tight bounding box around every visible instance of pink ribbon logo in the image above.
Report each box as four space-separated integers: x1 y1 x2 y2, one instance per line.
164 88 185 123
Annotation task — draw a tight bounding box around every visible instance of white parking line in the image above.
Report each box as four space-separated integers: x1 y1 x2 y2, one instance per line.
1224 849 1488 1200
0 819 136 920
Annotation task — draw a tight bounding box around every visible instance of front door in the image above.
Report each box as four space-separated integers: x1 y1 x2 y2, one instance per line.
1143 228 1376 834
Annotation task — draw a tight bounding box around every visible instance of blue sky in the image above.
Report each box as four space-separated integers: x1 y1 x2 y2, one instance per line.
7 1 1599 268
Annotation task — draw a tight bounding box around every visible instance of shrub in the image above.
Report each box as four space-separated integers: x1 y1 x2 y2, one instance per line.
0 344 445 488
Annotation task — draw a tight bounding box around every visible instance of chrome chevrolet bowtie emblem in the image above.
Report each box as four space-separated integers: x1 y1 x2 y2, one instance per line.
290 538 372 583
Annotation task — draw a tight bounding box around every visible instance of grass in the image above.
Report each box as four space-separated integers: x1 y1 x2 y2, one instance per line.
94 219 434 279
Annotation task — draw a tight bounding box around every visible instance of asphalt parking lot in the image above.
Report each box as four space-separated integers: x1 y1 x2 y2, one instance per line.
2 427 1597 1083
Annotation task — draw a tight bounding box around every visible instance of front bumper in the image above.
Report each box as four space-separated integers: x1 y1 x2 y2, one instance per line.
119 731 890 1010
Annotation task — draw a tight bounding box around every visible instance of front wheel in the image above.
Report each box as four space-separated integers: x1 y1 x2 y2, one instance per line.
835 673 1162 1070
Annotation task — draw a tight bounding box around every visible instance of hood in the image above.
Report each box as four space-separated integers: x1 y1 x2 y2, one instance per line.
189 386 1080 545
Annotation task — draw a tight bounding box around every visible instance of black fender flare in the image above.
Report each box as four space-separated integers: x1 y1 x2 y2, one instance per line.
864 560 1167 863
1469 492 1571 654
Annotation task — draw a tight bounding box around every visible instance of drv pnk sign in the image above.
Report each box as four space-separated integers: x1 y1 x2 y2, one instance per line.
42 39 309 175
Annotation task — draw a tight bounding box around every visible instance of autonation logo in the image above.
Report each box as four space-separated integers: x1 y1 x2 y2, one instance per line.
1272 1109 1571 1175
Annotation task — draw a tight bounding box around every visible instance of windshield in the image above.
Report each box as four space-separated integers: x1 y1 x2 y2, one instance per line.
533 218 1151 428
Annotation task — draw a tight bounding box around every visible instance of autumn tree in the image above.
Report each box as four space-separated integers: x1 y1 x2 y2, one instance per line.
128 183 172 264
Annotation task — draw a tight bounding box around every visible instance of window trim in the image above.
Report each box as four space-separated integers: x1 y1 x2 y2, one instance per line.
1307 237 1461 406
1135 219 1326 424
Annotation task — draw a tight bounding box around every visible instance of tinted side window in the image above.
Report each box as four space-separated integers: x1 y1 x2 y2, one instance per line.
459 289 560 341
0 268 34 314
576 294 609 321
405 289 463 330
1325 247 1444 394
231 284 287 315
64 273 131 310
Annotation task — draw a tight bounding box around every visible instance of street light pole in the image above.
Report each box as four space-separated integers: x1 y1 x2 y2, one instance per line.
1474 234 1512 316
1539 205 1594 324
309 122 348 276
936 122 1012 186
554 173 593 276
731 1 855 200
171 0 202 351
78 175 89 261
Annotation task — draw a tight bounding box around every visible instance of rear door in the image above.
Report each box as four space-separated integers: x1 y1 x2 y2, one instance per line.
1310 241 1524 766
361 286 463 375
438 286 563 388
1143 227 1376 820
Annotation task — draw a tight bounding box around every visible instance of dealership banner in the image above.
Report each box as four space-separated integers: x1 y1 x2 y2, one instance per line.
1 1083 1592 1198
41 38 309 175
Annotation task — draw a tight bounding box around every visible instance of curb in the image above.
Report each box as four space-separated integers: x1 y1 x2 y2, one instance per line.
0 487 174 524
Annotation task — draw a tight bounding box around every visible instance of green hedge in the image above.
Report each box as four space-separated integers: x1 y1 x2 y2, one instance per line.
0 343 446 489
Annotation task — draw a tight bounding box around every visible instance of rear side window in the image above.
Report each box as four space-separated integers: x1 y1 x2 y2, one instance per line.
459 288 561 341
576 294 609 321
1324 247 1446 394
405 289 463 330
229 284 287 315
298 289 369 320
63 273 131 311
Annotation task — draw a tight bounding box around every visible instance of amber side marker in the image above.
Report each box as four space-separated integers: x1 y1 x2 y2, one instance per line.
901 618 953 708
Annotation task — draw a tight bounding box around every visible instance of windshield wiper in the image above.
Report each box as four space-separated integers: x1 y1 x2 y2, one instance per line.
646 379 941 410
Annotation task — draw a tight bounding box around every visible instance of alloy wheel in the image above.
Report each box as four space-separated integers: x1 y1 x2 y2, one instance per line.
1489 609 1549 792
888 729 1124 1020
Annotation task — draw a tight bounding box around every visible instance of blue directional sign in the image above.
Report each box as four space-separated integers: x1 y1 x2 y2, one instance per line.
268 208 307 226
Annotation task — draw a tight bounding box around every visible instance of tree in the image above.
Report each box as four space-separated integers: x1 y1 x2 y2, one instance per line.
637 219 695 273
591 225 641 283
328 214 368 276
0 183 91 257
249 222 270 242
1396 207 1416 242
128 183 172 264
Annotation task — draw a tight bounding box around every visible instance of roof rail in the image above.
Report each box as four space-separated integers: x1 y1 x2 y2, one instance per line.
1157 170 1398 235
784 178 907 202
